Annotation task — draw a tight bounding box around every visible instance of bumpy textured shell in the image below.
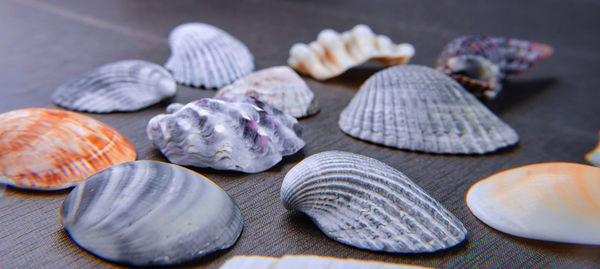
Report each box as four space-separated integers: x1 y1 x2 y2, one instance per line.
215 66 319 118
147 96 305 173
60 160 243 266
585 131 600 167
165 22 254 88
0 108 136 190
288 24 415 80
466 162 600 245
51 60 176 113
436 35 553 99
221 255 433 269
281 151 467 253
338 65 519 154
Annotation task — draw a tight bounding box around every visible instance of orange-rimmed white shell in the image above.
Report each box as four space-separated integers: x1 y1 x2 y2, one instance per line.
466 162 600 245
0 108 136 190
585 131 600 167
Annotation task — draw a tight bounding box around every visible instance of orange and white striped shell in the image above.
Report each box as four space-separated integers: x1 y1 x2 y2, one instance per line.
0 108 136 190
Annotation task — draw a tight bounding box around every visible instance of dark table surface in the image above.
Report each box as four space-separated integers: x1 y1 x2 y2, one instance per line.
1 0 599 268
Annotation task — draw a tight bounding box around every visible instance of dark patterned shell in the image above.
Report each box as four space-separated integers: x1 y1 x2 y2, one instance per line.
281 151 467 253
0 108 136 190
60 160 243 266
165 23 254 88
52 60 176 113
436 35 552 99
338 65 519 154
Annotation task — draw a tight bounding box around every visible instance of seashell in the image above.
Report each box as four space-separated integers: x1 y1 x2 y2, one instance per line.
281 151 467 253
585 131 600 167
338 65 519 154
215 66 319 118
165 22 254 88
59 160 243 266
147 96 305 173
0 108 136 190
288 24 415 80
220 255 434 269
52 60 176 113
436 35 553 99
466 162 600 245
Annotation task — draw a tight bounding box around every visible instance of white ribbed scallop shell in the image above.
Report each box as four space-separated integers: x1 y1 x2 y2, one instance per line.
338 65 519 154
216 66 318 118
288 24 414 80
51 60 176 113
280 151 467 253
165 22 254 88
60 160 243 266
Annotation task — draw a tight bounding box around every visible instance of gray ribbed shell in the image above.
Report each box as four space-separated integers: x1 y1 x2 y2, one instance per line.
51 59 176 113
165 23 254 88
338 65 519 154
59 160 243 266
281 151 467 253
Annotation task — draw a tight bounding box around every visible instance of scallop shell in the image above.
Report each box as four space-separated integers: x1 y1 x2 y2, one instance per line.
51 60 176 113
0 108 136 190
288 24 415 80
165 22 254 88
281 151 467 253
338 65 519 154
585 131 600 167
221 255 433 269
147 96 305 173
215 66 319 118
59 160 243 266
466 162 600 245
436 35 553 99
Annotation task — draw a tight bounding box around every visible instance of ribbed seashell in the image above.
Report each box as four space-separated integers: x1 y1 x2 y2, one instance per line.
147 96 305 173
466 162 600 245
281 151 467 253
221 255 433 269
288 24 415 80
436 35 553 99
60 160 243 266
51 60 176 113
165 22 254 88
0 108 136 190
215 66 318 118
585 131 600 167
338 65 519 154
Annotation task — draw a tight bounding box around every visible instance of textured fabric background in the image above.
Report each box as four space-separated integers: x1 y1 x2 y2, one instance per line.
1 0 599 268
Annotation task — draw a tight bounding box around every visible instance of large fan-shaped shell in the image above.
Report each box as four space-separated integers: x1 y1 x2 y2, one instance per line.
436 35 553 99
215 66 318 118
288 24 415 80
51 60 176 113
281 151 467 253
585 131 600 167
147 96 305 173
59 160 243 266
338 65 519 154
165 22 254 88
221 255 433 269
0 108 136 190
467 162 600 245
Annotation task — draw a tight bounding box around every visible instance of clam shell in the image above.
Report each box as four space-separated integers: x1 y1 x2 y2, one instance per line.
221 255 433 269
288 24 415 80
281 151 467 253
585 131 600 167
52 60 176 113
436 35 553 99
338 65 519 154
466 162 600 245
215 66 319 118
165 22 254 88
147 96 305 173
0 108 136 190
59 160 243 266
